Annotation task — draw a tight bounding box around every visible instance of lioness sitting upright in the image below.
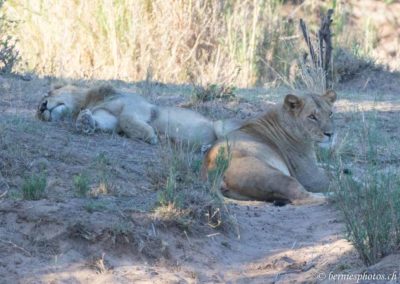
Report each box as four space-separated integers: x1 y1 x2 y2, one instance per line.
202 90 337 205
37 85 239 147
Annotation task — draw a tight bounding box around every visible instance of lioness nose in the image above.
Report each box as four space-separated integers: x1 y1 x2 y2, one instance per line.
324 132 333 138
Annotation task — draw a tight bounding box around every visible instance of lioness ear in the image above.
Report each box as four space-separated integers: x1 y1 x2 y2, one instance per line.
284 94 304 113
322 90 337 104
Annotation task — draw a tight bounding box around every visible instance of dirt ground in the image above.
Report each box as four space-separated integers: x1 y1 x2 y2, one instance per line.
1 71 400 283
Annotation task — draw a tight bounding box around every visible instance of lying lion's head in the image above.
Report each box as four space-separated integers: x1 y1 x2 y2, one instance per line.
37 85 82 122
282 90 337 145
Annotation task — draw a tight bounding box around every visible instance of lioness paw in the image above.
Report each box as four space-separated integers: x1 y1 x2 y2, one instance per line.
76 109 96 135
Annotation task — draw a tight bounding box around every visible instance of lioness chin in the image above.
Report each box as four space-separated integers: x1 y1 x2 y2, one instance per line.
202 90 337 205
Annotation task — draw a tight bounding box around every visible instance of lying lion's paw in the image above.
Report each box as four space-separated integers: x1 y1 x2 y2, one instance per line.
292 193 327 206
76 109 96 135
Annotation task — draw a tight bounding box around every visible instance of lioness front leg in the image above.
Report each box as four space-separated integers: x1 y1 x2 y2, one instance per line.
222 157 326 205
119 113 158 144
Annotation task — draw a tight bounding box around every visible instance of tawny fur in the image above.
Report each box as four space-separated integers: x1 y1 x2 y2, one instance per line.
202 90 337 205
37 85 241 146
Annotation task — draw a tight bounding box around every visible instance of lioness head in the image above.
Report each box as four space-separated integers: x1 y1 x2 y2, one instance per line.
37 85 82 122
283 90 337 145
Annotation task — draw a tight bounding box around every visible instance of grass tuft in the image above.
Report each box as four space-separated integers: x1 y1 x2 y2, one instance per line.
73 173 90 197
84 200 107 213
152 140 231 231
22 174 47 200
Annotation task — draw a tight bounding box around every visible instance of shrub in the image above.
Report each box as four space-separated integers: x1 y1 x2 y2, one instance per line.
333 47 376 82
0 0 20 73
332 112 400 265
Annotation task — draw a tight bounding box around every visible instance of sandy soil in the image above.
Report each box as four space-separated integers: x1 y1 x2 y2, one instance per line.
1 73 399 283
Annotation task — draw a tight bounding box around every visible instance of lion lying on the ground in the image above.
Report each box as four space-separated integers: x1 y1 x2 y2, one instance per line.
37 85 239 146
202 90 337 205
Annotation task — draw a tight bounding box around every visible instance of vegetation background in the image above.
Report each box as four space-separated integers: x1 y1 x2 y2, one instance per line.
3 0 400 87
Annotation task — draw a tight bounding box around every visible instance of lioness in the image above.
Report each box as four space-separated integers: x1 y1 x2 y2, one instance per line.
202 90 337 205
37 85 239 146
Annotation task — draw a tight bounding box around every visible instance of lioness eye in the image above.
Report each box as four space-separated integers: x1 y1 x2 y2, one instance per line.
329 111 333 118
308 114 317 121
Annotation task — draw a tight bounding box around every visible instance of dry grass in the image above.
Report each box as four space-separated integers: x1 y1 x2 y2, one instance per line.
3 0 260 84
1 0 320 86
151 139 232 232
0 0 19 73
3 1 389 86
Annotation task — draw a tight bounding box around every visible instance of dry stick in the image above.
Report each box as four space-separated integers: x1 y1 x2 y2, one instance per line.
299 19 317 68
300 8 334 90
319 9 334 89
0 239 32 256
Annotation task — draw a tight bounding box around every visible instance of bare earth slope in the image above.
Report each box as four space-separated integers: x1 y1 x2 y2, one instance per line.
0 199 355 283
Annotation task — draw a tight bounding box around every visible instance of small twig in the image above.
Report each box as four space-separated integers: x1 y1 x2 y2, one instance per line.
151 223 157 237
279 35 300 41
0 190 8 199
184 230 192 245
362 77 371 90
0 239 32 256
206 233 221 238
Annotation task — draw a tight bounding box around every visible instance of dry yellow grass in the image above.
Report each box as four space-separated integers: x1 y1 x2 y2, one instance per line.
4 0 292 86
2 0 392 87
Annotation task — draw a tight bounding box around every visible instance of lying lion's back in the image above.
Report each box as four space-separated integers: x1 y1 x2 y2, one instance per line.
92 89 155 119
152 107 217 145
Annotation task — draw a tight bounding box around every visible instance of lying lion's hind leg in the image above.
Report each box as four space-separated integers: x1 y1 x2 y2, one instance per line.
76 109 96 134
119 114 158 144
76 109 118 134
223 157 326 205
91 109 118 132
